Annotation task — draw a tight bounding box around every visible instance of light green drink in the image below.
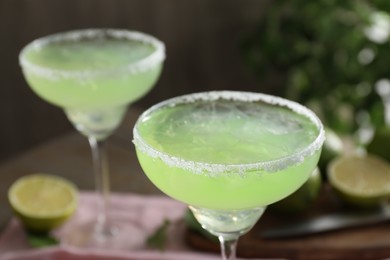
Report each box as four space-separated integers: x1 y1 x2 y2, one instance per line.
19 29 166 248
134 91 323 210
20 30 163 111
20 29 165 139
133 91 324 259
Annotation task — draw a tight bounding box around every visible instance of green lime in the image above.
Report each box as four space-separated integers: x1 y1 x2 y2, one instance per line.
184 209 218 242
327 154 390 208
8 174 78 232
366 127 390 163
318 127 344 173
269 167 322 214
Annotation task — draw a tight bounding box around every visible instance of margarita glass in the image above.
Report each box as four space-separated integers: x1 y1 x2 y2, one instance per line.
19 29 165 247
133 91 325 259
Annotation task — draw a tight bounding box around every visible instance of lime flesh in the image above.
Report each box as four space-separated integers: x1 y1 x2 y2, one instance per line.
8 174 78 232
327 154 390 208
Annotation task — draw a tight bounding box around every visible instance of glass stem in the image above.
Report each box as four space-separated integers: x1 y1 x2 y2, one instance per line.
219 236 238 260
88 136 112 237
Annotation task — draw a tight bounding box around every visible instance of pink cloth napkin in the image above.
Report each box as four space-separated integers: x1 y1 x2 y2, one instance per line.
0 192 282 260
0 246 226 260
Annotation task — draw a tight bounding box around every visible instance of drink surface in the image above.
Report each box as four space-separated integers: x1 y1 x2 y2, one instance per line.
135 94 323 210
20 33 163 110
138 99 319 164
24 38 155 71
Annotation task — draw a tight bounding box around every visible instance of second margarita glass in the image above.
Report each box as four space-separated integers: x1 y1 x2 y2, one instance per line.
19 28 165 248
133 91 325 259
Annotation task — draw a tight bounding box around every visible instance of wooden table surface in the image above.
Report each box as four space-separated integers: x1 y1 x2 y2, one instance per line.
0 107 162 229
3 107 390 260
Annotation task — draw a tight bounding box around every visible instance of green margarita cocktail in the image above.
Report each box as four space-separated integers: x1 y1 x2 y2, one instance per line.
133 91 324 259
19 29 165 248
20 29 165 139
20 30 163 111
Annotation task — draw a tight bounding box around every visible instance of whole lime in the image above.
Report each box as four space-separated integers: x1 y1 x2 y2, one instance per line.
184 209 218 242
318 127 344 173
366 127 390 163
268 167 322 214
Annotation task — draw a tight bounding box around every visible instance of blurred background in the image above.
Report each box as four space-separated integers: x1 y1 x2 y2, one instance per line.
1 0 390 163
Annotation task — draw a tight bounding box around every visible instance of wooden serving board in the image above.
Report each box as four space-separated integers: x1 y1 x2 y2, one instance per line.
184 186 390 260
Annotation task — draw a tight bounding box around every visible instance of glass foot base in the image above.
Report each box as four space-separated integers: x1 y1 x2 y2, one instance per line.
54 221 146 250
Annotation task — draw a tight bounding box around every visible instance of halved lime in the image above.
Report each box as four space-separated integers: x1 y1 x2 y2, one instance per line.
327 154 390 207
8 174 78 232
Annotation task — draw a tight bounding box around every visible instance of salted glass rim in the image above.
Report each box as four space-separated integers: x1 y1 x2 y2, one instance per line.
18 28 166 78
133 91 325 175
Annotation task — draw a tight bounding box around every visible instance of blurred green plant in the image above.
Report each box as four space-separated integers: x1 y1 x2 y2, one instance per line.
240 0 390 140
